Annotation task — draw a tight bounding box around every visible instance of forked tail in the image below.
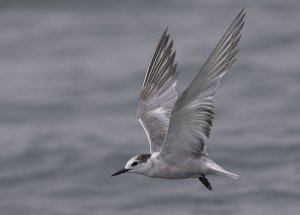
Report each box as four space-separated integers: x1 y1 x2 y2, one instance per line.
216 168 240 179
205 158 241 179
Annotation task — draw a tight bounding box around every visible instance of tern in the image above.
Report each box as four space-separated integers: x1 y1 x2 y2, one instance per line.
112 9 245 191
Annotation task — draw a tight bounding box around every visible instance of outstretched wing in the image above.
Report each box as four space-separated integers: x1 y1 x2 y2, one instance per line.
158 9 246 159
136 29 178 153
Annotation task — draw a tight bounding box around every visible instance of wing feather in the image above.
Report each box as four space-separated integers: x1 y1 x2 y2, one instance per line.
159 9 246 159
136 29 178 153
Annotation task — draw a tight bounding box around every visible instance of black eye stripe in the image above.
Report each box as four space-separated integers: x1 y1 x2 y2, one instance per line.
131 162 138 166
136 154 151 163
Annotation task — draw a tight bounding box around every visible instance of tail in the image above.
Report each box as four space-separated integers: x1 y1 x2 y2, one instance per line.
205 158 241 179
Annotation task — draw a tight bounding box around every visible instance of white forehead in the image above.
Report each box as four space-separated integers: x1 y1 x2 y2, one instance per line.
125 156 138 168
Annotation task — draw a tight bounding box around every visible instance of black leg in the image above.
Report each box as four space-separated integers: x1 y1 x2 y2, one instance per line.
199 175 213 191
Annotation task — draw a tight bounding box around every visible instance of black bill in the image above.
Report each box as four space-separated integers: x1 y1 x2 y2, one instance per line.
111 168 129 177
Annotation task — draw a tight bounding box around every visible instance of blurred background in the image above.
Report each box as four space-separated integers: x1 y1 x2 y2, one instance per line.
0 0 299 215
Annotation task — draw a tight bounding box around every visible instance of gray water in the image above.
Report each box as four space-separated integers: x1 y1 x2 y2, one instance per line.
0 0 300 215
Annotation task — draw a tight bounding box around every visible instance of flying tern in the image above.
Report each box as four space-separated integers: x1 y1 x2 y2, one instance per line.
112 8 246 191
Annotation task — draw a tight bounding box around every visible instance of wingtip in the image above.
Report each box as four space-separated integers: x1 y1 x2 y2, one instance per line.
239 8 247 22
240 7 247 15
234 7 246 26
164 26 169 32
162 26 170 37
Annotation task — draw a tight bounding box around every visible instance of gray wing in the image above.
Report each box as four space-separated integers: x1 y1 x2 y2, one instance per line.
136 28 178 153
158 9 245 159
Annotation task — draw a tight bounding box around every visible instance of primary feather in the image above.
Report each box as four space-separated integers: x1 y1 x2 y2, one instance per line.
158 8 246 160
136 28 178 153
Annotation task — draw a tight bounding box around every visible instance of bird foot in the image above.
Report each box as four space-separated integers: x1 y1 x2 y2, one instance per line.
199 175 213 191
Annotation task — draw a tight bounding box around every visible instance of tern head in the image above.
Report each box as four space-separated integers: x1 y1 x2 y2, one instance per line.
111 154 151 177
